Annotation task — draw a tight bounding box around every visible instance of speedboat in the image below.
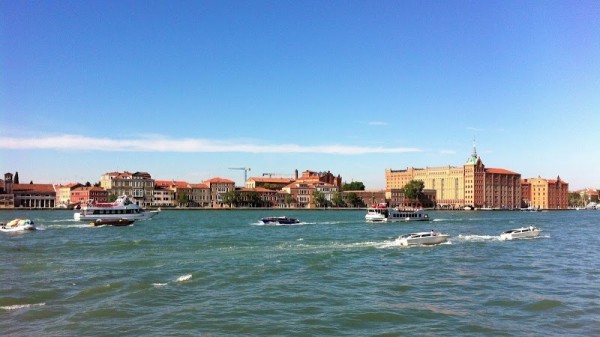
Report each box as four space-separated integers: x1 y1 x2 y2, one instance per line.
74 195 159 221
397 231 449 246
0 219 37 232
261 216 300 225
91 218 135 227
500 226 541 240
365 204 430 222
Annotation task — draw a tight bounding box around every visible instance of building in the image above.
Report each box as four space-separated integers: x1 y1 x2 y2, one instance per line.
155 180 193 206
100 171 155 206
203 177 236 207
55 183 83 207
13 183 56 208
245 177 295 190
0 173 15 208
152 186 176 207
387 189 437 208
295 169 342 188
71 186 108 204
282 180 338 208
189 183 211 207
522 176 569 209
386 144 521 209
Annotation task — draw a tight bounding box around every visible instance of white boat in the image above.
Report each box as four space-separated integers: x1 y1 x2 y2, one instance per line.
1 219 37 232
500 226 541 240
397 231 449 246
365 204 430 222
74 195 159 221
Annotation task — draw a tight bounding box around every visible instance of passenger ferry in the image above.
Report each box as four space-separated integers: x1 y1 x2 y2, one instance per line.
74 195 160 221
365 203 431 222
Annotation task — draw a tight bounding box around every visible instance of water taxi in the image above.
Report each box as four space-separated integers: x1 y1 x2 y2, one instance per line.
397 231 449 246
500 226 541 240
365 204 430 222
74 195 159 221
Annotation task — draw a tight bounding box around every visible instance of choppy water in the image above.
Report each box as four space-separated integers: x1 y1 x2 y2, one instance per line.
1 209 599 336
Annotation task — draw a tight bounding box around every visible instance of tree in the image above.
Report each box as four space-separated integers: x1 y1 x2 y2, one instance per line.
85 181 92 187
177 193 189 207
332 192 346 207
222 190 241 207
342 181 365 191
402 180 425 207
246 191 262 207
108 194 118 202
94 181 101 187
284 194 296 207
14 171 19 184
313 190 327 208
346 192 364 208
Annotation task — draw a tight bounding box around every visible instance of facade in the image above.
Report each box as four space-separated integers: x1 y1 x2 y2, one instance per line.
155 180 193 206
100 171 155 206
386 144 521 209
296 170 342 188
12 183 56 208
152 186 175 207
387 189 437 208
0 173 15 208
71 186 108 204
204 177 236 207
189 183 211 207
522 176 569 209
245 177 295 190
55 183 83 207
282 181 338 208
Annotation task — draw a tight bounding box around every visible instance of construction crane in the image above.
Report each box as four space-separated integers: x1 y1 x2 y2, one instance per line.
228 167 251 183
262 173 286 178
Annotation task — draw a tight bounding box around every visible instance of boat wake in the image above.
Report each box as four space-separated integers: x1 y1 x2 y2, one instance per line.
0 302 46 311
456 234 502 242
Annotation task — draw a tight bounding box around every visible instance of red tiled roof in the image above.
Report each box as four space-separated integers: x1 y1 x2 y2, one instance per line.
13 184 55 193
204 177 235 184
155 180 189 188
248 177 295 183
485 168 519 175
189 183 209 189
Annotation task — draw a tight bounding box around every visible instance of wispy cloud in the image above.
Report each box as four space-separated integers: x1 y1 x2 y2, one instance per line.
368 121 389 126
0 134 422 155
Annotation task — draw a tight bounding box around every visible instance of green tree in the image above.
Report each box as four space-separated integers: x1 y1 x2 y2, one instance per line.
177 193 189 206
313 190 327 208
222 191 241 207
284 194 296 207
402 180 425 207
342 181 365 191
246 191 262 207
346 192 364 208
14 171 19 184
85 181 92 187
108 194 118 202
332 192 346 207
94 181 101 187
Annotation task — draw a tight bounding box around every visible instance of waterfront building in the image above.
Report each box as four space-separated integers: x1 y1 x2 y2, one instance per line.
385 144 521 209
343 190 387 207
13 183 56 208
236 187 282 207
71 186 108 204
203 177 236 207
54 183 83 207
522 176 569 209
295 169 342 188
282 181 338 208
155 180 193 206
152 186 175 207
100 171 155 206
189 183 211 207
0 173 15 208
245 177 295 190
387 188 437 209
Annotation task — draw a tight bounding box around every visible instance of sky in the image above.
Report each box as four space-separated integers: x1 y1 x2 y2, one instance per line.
1 0 599 190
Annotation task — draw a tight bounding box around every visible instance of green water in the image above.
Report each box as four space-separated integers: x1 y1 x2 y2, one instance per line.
1 209 599 336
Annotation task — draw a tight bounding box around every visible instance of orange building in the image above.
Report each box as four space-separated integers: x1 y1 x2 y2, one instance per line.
521 176 569 209
71 186 108 204
386 144 521 209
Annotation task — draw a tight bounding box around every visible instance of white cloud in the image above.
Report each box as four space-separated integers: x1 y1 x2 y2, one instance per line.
0 134 422 155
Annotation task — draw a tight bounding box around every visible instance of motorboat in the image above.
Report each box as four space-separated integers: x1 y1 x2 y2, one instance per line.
1 219 37 232
365 204 430 222
260 216 300 225
74 195 159 221
397 231 449 246
500 226 541 240
91 218 135 227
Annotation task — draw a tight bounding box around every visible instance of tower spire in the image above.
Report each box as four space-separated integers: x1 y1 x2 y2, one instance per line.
472 137 477 158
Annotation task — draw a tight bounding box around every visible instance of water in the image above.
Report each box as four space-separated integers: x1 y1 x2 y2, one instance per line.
1 209 599 336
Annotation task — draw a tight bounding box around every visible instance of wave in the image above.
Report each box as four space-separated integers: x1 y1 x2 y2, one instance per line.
0 302 46 311
176 274 192 282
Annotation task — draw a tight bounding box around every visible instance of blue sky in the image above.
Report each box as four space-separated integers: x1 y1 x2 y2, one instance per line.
1 0 599 189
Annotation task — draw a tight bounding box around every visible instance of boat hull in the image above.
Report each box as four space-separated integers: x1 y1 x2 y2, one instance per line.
91 219 135 226
399 234 449 246
500 227 541 240
75 210 159 221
